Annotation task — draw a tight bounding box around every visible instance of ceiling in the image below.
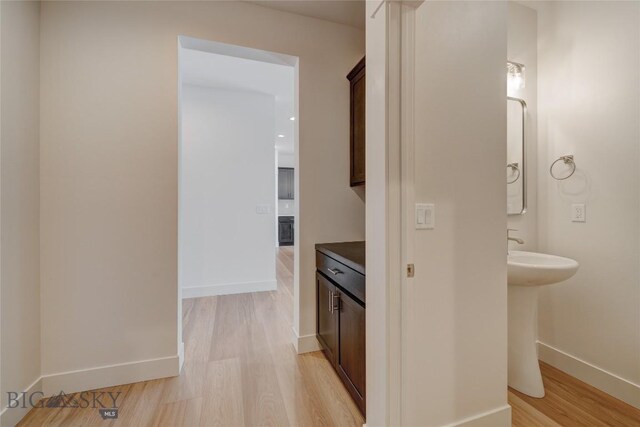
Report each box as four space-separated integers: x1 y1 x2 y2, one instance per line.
180 47 295 153
247 0 366 29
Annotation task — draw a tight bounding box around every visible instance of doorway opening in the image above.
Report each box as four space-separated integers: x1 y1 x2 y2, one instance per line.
177 36 299 369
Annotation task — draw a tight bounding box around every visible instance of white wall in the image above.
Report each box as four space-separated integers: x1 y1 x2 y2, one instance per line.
507 2 538 250
39 0 364 393
0 1 42 425
180 86 276 297
277 151 294 168
536 1 640 407
404 2 509 425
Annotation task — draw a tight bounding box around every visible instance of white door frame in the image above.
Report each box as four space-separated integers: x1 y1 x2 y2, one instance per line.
365 1 422 425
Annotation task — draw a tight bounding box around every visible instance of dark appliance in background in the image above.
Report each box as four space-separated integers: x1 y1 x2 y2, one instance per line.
278 216 294 246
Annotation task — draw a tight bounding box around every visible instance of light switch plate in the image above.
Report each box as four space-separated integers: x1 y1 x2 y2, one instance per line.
571 204 586 222
415 203 435 229
256 205 271 214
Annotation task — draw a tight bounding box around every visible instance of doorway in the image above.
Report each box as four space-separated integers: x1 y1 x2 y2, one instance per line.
177 36 299 367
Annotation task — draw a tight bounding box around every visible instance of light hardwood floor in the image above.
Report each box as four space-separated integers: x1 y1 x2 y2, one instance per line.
19 247 364 426
509 362 640 426
18 246 640 426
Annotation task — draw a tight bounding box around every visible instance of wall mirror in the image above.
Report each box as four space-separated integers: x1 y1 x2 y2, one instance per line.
507 97 527 215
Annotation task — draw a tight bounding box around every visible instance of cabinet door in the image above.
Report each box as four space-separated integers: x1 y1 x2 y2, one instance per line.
278 168 294 200
278 221 294 245
337 291 366 414
316 273 337 365
288 169 295 199
349 60 365 187
278 168 286 199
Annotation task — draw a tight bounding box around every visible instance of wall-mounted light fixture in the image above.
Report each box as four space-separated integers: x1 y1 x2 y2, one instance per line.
507 61 525 93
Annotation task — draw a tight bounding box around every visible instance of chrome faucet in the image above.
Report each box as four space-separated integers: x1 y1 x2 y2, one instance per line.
507 228 525 245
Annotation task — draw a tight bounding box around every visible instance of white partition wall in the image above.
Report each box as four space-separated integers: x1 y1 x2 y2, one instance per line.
180 86 277 297
366 1 510 425
536 1 640 408
404 2 509 424
38 0 364 397
0 1 43 425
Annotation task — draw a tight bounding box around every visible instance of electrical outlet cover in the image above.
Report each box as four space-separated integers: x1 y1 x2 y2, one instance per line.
571 204 586 222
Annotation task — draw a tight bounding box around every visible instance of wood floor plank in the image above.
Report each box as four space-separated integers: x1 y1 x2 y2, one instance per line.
183 296 217 364
540 362 640 426
509 362 640 427
509 392 562 427
113 379 166 426
150 397 203 427
160 361 208 405
298 351 364 427
198 359 245 426
238 322 290 425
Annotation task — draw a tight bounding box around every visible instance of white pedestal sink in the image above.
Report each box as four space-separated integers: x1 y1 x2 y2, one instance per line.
507 251 579 397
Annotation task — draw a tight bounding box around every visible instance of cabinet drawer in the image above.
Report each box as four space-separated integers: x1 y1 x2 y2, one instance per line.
316 251 365 305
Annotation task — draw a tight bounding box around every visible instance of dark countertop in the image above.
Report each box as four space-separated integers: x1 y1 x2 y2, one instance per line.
315 241 365 275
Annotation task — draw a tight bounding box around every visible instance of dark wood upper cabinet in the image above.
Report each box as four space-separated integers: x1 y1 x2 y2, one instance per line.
347 57 365 187
278 167 294 199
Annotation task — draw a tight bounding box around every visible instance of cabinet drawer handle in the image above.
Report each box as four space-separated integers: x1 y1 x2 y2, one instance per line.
327 268 343 275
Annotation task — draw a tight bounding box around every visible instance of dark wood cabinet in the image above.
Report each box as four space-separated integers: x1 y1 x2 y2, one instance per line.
316 273 337 365
347 57 365 187
278 216 294 246
278 167 294 199
337 291 366 404
315 242 366 416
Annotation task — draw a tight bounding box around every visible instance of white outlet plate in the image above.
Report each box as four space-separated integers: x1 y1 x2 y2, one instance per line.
415 203 435 229
571 204 586 222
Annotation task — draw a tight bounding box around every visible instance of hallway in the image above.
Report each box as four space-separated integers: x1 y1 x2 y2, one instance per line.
18 247 364 426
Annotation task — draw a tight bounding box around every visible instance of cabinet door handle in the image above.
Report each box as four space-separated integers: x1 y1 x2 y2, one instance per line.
327 268 343 275
332 293 341 312
329 290 334 313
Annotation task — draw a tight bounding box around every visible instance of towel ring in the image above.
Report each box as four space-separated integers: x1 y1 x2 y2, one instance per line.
507 162 520 184
550 155 576 180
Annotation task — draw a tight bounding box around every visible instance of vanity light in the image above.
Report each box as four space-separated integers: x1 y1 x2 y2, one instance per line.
289 117 295 121
277 134 285 138
507 61 525 93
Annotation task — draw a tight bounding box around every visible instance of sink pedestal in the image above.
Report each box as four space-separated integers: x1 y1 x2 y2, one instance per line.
508 285 544 397
507 250 579 397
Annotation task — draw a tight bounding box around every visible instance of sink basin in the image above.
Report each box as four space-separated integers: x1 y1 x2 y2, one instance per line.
508 250 579 286
507 250 579 398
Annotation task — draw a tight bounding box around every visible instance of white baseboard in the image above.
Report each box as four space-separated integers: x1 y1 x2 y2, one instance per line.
1 354 183 426
537 341 640 409
446 404 511 427
291 327 321 354
41 354 180 397
0 376 43 427
182 280 277 299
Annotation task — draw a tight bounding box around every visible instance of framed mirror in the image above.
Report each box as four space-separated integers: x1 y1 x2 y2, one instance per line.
507 97 526 215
